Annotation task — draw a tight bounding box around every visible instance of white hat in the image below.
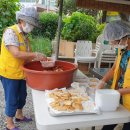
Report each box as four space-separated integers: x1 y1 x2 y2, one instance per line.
103 20 130 41
16 7 39 27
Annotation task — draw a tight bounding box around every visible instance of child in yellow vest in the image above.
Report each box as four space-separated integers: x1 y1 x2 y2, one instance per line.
98 20 130 130
0 7 47 130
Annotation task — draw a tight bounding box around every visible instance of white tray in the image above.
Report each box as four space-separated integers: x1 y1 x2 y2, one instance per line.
45 88 100 117
48 107 100 117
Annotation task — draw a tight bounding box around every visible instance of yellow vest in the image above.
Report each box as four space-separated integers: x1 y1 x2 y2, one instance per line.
0 24 27 79
111 49 130 111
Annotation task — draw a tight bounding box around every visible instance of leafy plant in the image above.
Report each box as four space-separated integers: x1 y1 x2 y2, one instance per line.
62 12 97 42
96 23 106 34
31 12 59 40
91 23 106 42
0 0 21 43
30 37 52 57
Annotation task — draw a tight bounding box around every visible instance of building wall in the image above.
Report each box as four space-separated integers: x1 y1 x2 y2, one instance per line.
20 0 36 2
20 0 57 10
20 0 36 7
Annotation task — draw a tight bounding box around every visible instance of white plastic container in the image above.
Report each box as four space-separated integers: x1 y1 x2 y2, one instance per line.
95 89 120 112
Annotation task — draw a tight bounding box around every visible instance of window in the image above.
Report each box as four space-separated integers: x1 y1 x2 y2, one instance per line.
50 1 56 7
42 0 56 7
42 0 45 5
20 0 35 2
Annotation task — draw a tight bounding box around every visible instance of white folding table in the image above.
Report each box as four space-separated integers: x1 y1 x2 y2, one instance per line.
32 89 130 130
31 70 130 130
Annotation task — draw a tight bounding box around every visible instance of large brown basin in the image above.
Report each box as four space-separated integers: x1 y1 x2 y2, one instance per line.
22 60 77 90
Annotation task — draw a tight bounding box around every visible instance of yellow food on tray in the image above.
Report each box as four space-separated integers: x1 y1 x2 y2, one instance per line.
48 89 89 112
89 78 98 82
89 85 97 88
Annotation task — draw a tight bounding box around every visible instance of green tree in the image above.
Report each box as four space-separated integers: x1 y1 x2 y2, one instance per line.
77 8 98 18
56 0 98 17
62 0 77 15
0 0 20 43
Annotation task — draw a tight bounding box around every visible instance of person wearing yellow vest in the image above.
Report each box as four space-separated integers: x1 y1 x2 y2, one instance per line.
97 20 130 130
0 7 47 130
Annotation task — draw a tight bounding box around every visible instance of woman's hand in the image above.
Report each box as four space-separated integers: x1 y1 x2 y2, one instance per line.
97 80 107 89
47 57 53 61
118 89 123 95
118 88 130 95
34 52 47 61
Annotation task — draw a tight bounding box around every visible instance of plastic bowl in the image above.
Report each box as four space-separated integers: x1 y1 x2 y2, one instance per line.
22 60 77 90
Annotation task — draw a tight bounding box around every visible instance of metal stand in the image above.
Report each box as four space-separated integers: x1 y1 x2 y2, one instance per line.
55 0 63 60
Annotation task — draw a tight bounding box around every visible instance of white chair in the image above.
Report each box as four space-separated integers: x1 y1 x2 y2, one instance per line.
74 40 101 68
96 34 104 44
95 34 116 68
98 46 117 68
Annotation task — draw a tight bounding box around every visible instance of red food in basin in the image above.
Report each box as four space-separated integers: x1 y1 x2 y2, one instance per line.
22 60 77 90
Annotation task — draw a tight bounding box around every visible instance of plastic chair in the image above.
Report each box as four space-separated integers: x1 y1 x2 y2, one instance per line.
74 40 101 68
96 34 104 44
98 47 116 68
96 34 116 68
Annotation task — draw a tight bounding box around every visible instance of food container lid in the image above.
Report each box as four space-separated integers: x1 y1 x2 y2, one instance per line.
96 89 120 96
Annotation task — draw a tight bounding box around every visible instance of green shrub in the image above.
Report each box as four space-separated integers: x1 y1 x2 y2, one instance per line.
31 12 59 40
30 37 52 57
61 12 97 42
91 23 106 42
0 0 20 43
96 23 106 35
